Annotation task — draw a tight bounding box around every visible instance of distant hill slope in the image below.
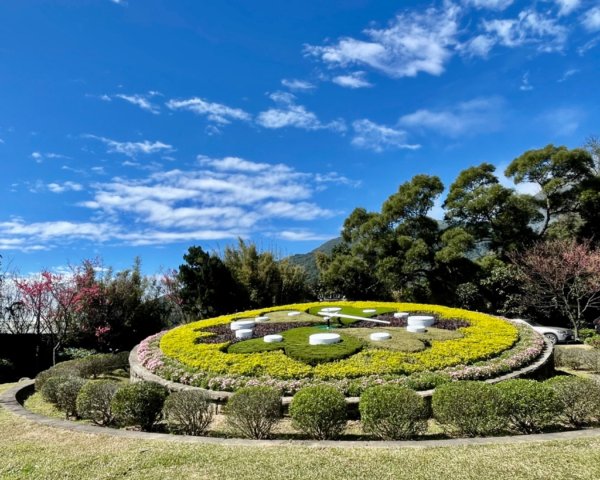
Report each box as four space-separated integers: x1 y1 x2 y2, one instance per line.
286 237 342 282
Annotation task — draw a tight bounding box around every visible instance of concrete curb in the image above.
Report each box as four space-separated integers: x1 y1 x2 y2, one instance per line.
3 379 600 449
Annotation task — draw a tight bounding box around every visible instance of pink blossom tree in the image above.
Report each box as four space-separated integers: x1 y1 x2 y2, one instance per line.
15 264 102 365
510 239 600 338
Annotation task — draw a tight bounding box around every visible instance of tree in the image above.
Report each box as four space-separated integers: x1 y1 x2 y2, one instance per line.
15 266 100 365
178 246 246 319
444 163 539 256
505 145 594 238
510 239 600 338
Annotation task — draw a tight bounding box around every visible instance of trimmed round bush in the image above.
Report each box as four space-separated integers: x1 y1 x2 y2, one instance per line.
359 385 429 440
223 386 281 439
432 381 504 437
76 380 120 425
55 377 87 418
289 385 347 440
496 379 561 434
111 381 168 431
163 390 214 436
41 375 72 404
35 363 82 392
545 376 600 427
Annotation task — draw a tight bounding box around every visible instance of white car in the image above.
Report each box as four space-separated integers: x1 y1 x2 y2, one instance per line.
511 318 575 344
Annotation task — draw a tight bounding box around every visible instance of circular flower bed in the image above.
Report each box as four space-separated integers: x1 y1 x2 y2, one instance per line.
138 302 545 396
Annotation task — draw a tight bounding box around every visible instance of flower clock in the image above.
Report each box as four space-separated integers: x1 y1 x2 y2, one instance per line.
138 302 545 396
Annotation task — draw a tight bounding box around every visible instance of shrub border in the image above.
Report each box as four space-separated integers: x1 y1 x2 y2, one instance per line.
3 378 600 448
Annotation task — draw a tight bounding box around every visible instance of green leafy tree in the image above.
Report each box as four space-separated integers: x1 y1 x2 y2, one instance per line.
444 163 539 256
178 246 246 320
505 144 594 238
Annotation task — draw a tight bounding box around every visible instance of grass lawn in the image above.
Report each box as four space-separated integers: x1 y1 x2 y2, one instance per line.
343 327 463 352
3 383 600 479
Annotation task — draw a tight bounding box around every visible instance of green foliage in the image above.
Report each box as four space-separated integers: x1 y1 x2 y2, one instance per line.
505 144 594 238
404 371 451 390
76 380 120 425
554 346 600 371
223 386 281 439
578 329 597 340
283 327 364 365
289 385 347 440
60 348 97 360
432 381 505 437
178 246 246 320
227 326 364 365
444 163 538 254
496 379 561 433
111 381 168 431
359 385 429 440
546 376 600 427
585 336 600 349
41 376 72 404
55 377 86 418
163 390 214 436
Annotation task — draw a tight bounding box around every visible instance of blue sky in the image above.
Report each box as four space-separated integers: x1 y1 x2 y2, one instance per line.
1 0 599 274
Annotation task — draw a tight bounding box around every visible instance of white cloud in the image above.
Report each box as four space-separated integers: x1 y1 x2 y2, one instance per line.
463 0 513 10
305 4 460 78
459 34 496 57
257 91 346 131
85 135 173 157
582 7 600 31
166 97 251 124
555 0 581 16
47 181 83 194
519 72 533 91
399 97 504 137
332 71 373 89
558 68 579 82
351 119 420 152
114 93 160 114
277 230 334 241
1 156 351 250
537 107 583 136
30 151 68 163
482 10 567 52
281 79 316 91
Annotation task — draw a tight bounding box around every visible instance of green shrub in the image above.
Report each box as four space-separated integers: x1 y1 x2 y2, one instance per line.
78 354 116 378
227 327 364 365
545 376 600 427
289 385 347 440
405 371 451 390
432 381 504 437
60 347 97 360
163 390 214 436
554 346 600 372
359 385 429 440
496 379 561 434
585 336 600 349
223 386 281 439
282 327 364 365
35 362 83 392
56 377 87 418
76 380 120 425
578 329 597 341
41 376 72 404
111 382 168 431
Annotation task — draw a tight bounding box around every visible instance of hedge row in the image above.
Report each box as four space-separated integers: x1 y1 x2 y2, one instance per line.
33 356 600 439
